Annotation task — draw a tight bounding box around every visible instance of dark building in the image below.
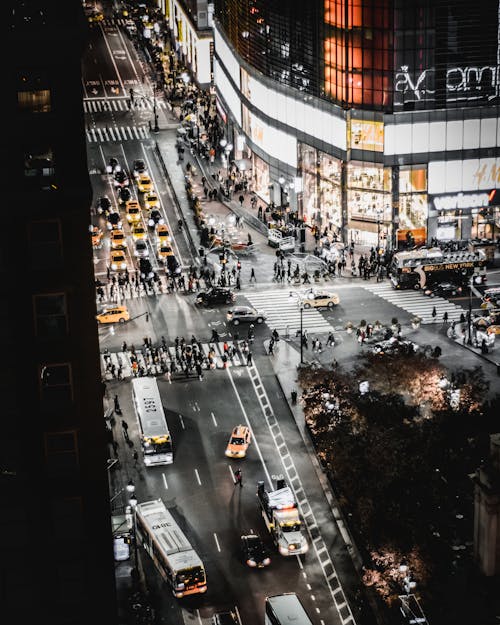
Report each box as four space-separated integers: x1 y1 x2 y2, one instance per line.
2 2 117 624
213 0 500 248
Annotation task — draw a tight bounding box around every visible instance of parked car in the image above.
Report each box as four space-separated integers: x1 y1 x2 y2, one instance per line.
424 282 464 298
227 305 266 325
196 287 235 306
240 532 271 568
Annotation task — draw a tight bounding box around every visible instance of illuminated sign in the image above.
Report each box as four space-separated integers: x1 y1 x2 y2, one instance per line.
349 120 384 152
394 65 500 104
423 262 475 271
432 192 490 211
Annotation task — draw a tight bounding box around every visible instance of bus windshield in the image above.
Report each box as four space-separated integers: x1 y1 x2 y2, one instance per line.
176 566 206 587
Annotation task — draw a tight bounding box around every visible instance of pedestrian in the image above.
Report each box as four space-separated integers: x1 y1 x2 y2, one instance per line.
269 339 274 355
234 468 243 487
246 351 253 366
238 194 244 206
122 341 128 352
432 306 437 320
249 267 256 283
112 440 119 457
326 332 334 347
443 311 448 324
114 394 121 414
133 449 139 467
291 389 297 404
121 419 129 439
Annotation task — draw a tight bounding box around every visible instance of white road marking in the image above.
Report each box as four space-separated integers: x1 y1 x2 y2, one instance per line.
213 533 221 552
228 464 236 483
246 363 357 625
162 473 168 490
211 411 218 426
196 609 203 625
179 414 185 429
194 468 202 485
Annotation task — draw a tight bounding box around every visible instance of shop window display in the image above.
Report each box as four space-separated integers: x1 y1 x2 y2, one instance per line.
398 166 428 231
347 162 391 221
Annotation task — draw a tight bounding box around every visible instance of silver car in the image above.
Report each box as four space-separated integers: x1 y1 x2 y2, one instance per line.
227 305 267 325
133 240 149 258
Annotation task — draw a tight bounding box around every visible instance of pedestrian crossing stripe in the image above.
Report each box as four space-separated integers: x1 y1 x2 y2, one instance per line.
360 282 465 324
83 98 168 113
244 289 335 334
86 125 150 143
101 341 247 379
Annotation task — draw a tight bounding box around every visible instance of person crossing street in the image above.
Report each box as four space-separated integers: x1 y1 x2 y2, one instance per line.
234 468 243 487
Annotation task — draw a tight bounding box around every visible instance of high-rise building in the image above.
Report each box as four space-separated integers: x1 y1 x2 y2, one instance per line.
2 2 117 623
214 0 500 249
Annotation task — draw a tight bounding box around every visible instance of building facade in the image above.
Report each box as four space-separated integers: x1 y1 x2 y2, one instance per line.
213 0 500 249
2 1 117 623
158 0 215 84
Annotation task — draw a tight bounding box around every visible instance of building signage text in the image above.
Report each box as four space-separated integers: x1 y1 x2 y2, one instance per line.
432 192 490 211
394 65 500 103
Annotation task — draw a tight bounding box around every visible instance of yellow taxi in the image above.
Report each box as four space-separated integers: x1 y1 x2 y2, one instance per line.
110 228 127 249
131 223 146 240
157 243 174 263
486 325 500 335
96 305 130 324
137 173 153 193
88 10 104 23
144 192 159 210
125 200 141 223
110 249 127 272
156 222 171 243
302 290 340 309
91 226 103 248
225 425 251 458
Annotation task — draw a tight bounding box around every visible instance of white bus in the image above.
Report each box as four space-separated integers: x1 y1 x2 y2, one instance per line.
135 499 207 598
131 377 172 466
265 593 314 625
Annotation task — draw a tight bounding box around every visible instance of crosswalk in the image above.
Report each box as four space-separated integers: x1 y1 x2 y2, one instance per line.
244 289 334 334
86 124 150 143
361 282 465 324
101 341 248 379
83 98 169 114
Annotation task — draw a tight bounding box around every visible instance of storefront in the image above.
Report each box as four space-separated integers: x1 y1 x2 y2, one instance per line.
299 144 342 236
346 161 392 247
252 154 271 204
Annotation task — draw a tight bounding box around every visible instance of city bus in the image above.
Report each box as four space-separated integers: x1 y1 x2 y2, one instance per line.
135 499 207 598
131 377 172 466
389 247 487 290
265 593 314 625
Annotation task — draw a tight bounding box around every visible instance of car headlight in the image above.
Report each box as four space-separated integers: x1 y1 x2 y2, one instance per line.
121 263 127 270
288 544 296 551
246 559 257 567
148 219 154 227
263 557 271 566
111 263 117 270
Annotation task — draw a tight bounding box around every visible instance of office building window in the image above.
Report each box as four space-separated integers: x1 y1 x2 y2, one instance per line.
45 431 79 472
29 220 62 268
40 363 73 404
34 293 68 338
17 89 51 113
50 498 84 540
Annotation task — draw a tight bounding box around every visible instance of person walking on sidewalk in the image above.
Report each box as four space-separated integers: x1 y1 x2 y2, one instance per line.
133 449 139 467
121 419 129 441
238 194 244 206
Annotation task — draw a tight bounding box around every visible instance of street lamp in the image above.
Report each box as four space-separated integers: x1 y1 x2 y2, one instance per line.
289 291 304 364
376 207 383 251
152 81 159 133
127 490 139 572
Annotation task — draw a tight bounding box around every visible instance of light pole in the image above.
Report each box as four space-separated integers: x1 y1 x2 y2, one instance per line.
376 207 383 251
289 292 304 364
127 489 139 572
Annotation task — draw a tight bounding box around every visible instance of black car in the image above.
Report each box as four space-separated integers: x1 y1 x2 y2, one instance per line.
212 612 241 625
133 159 146 177
148 209 163 227
196 287 235 306
424 282 464 298
97 196 112 215
139 258 154 280
241 532 271 568
165 254 180 275
107 157 120 174
114 169 130 187
118 186 132 204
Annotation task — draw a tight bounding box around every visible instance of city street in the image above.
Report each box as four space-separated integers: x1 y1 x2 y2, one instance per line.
85 11 500 625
